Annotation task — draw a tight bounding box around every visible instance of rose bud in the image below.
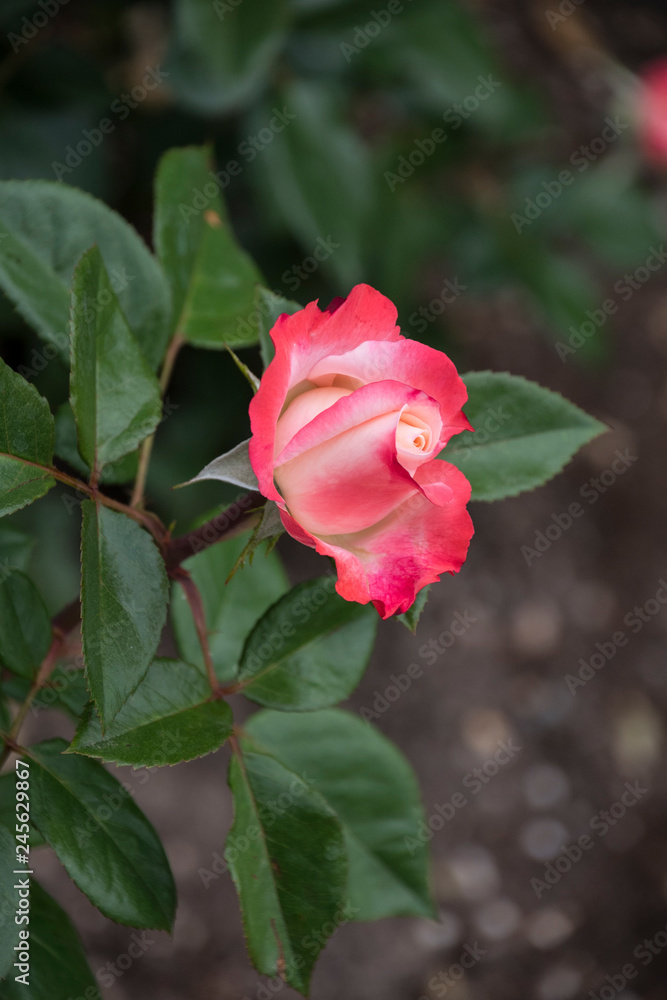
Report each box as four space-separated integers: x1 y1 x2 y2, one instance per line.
249 284 474 619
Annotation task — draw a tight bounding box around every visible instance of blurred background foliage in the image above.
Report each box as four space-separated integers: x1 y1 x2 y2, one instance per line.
3 4 667 998
0 0 661 597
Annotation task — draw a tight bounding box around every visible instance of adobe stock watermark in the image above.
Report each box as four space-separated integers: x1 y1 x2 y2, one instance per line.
0 558 16 585
183 493 257 557
178 107 296 223
385 75 501 191
96 932 155 989
239 903 358 1000
450 399 515 464
521 449 637 567
241 577 338 676
29 661 84 718
589 918 667 1000
407 277 468 333
340 0 413 63
419 941 487 998
511 117 629 232
62 987 101 1000
565 579 667 694
222 228 345 342
52 68 170 182
198 770 317 888
545 0 586 31
405 739 521 854
16 267 134 381
556 245 667 361
213 0 243 20
530 781 648 898
72 740 178 850
60 393 179 509
7 0 69 53
358 609 478 723
281 236 340 292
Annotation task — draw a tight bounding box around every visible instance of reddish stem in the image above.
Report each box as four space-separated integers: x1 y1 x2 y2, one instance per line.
165 491 263 568
172 566 220 694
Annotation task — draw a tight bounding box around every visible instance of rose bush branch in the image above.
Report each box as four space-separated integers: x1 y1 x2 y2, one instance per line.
131 331 185 509
165 490 264 568
0 597 82 768
169 565 220 694
0 452 167 542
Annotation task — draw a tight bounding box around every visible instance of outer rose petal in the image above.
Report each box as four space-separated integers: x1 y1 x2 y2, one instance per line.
308 339 471 448
279 459 473 620
275 382 449 535
249 284 402 502
275 408 419 536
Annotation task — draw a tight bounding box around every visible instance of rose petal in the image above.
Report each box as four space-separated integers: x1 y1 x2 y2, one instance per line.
308 339 471 448
274 379 442 468
249 285 402 502
275 408 419 536
279 459 473 619
274 385 352 458
640 60 667 162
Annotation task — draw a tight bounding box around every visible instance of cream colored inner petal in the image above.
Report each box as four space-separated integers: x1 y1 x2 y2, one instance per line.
274 385 353 457
396 412 432 454
309 371 366 391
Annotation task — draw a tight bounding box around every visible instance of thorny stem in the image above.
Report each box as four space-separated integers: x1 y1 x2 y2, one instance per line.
165 491 264 568
0 454 167 543
131 332 184 509
171 566 220 695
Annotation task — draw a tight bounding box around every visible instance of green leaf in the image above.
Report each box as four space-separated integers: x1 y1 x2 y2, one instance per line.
250 82 373 286
520 251 606 358
390 0 526 136
154 145 263 347
69 247 162 475
441 371 607 501
167 0 289 114
4 666 89 722
238 577 377 711
231 500 285 575
227 747 347 993
550 164 663 269
0 522 35 573
0 691 9 733
54 402 138 485
81 501 168 726
246 709 435 922
171 530 288 686
0 180 171 368
0 358 55 518
0 879 99 999
69 658 233 767
0 570 51 678
255 287 302 368
33 667 89 720
187 438 258 491
26 738 176 929
0 823 21 978
397 586 430 633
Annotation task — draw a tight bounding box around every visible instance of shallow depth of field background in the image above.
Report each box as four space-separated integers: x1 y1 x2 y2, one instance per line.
1 0 667 998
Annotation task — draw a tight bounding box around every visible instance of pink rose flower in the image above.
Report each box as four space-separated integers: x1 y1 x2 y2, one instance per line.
639 58 667 164
248 284 474 619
